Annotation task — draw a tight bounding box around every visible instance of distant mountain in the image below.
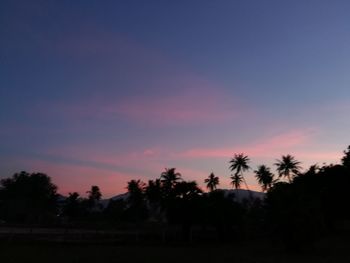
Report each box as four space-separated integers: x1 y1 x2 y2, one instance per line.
60 189 265 209
103 189 264 206
219 189 265 202
100 192 129 208
110 192 129 201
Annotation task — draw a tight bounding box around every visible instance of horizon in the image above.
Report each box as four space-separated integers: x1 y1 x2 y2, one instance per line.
1 1 350 198
86 188 264 201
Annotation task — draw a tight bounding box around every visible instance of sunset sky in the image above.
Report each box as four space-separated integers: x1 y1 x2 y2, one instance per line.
1 1 350 197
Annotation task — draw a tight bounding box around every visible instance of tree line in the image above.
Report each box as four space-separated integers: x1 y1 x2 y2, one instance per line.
1 146 350 249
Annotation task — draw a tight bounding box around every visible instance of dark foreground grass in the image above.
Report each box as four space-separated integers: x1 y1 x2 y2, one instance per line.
1 235 350 263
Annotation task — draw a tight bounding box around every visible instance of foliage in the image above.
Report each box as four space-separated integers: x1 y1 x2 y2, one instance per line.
254 165 275 192
85 185 102 213
204 172 219 192
274 155 301 182
229 153 250 189
87 185 102 202
2 145 350 250
124 179 148 221
160 168 182 191
341 145 350 169
0 171 58 223
62 192 83 219
230 173 243 189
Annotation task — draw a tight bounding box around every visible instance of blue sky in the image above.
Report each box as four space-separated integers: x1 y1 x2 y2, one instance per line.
1 0 350 196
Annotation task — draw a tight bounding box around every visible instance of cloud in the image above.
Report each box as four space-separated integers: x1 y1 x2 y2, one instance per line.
45 145 164 168
288 151 341 164
178 128 344 170
180 129 311 159
104 87 239 125
28 30 244 127
16 158 140 197
4 127 343 197
32 78 241 128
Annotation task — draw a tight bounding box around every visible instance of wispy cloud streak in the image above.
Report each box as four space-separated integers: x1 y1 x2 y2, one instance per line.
180 130 311 158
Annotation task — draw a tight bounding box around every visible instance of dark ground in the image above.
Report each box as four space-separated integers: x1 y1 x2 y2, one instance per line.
1 234 350 263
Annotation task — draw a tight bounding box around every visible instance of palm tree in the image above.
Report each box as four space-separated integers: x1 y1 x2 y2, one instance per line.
127 180 145 195
254 165 274 192
229 153 250 189
230 173 243 189
145 179 163 220
127 179 145 206
174 181 202 199
160 168 182 190
274 154 302 182
204 172 219 192
145 179 162 203
86 185 102 210
126 180 147 221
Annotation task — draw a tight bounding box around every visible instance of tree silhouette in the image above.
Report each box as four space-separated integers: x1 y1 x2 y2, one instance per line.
86 185 102 211
169 181 203 241
145 179 162 203
104 198 126 222
229 153 250 189
62 192 83 220
87 185 102 201
274 155 302 183
230 173 243 189
204 189 245 241
341 145 350 169
303 164 320 177
125 180 148 221
4 145 350 248
174 181 202 199
127 179 145 205
145 179 163 221
254 165 274 192
0 171 57 223
204 172 219 192
160 168 182 190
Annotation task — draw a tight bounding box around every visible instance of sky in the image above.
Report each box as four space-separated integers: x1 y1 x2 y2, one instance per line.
1 0 350 197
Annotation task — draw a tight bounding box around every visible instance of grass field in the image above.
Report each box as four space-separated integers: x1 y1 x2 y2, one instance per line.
1 235 350 263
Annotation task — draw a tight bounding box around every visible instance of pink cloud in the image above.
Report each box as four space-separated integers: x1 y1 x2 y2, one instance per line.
181 129 311 159
24 128 344 196
178 128 344 173
32 30 246 126
45 146 165 169
37 78 242 126
34 87 241 128
288 151 341 164
39 128 335 191
19 158 140 198
104 87 239 125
